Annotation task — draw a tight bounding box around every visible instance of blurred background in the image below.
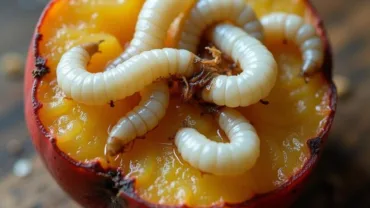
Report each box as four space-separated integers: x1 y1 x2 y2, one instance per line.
0 0 369 207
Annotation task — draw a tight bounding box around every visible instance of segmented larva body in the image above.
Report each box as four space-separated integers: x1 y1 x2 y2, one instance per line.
261 12 324 75
175 108 260 176
178 0 264 52
201 24 277 107
57 44 199 105
106 82 169 156
104 0 189 155
106 0 191 69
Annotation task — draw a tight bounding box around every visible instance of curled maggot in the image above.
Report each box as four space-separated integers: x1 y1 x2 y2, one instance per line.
175 107 260 176
201 23 277 107
178 0 264 52
261 12 324 76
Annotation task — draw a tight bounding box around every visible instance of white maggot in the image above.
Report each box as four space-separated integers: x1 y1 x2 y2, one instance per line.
107 0 191 69
201 24 277 107
178 0 264 52
56 43 200 106
106 82 169 156
175 108 260 176
104 0 188 155
261 12 324 75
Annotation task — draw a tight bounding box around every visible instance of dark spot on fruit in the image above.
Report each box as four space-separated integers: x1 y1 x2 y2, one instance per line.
102 170 122 194
86 161 106 172
35 57 47 69
307 137 322 155
32 92 42 109
199 171 213 177
260 99 270 105
32 56 49 78
32 33 50 78
107 170 117 177
283 39 288 44
34 33 43 55
168 79 174 88
119 179 135 195
50 138 56 144
110 100 115 108
107 172 138 207
136 136 146 140
35 33 43 43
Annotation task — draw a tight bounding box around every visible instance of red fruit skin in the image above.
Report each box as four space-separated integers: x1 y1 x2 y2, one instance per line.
24 0 336 207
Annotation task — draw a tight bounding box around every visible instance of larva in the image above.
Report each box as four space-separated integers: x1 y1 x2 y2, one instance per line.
260 12 324 75
104 0 188 155
175 108 260 176
178 0 264 53
201 23 277 107
56 43 202 106
106 0 191 69
106 82 169 156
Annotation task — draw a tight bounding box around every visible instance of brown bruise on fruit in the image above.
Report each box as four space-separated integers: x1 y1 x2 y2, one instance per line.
32 0 335 207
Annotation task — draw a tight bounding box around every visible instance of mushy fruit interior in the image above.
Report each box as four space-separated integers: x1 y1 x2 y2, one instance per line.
35 0 332 206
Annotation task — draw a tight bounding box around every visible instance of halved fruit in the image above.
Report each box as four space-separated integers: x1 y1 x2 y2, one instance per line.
25 0 336 207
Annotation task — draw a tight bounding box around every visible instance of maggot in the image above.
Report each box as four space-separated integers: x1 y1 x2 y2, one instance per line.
57 43 210 106
261 12 324 76
106 82 169 156
106 0 191 69
178 0 264 52
104 0 188 155
175 108 260 176
201 23 277 107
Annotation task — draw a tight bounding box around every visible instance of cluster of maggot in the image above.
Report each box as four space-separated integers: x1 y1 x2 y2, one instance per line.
56 0 324 176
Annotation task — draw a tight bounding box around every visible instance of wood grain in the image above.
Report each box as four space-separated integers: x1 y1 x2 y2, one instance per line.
0 0 369 207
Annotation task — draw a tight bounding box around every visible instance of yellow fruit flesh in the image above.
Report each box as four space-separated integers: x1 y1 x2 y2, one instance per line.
37 0 331 206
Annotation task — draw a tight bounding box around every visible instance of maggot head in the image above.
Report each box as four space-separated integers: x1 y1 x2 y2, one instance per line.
81 40 105 56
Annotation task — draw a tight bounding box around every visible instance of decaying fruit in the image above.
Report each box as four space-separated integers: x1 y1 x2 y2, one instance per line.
25 0 336 207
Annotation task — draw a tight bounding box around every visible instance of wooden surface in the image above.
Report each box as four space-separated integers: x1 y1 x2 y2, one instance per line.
0 0 369 207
